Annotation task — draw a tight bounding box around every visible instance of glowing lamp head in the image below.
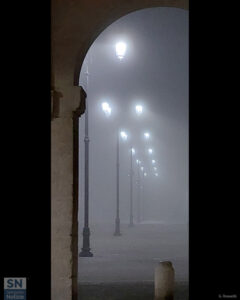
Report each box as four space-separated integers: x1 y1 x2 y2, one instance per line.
135 105 143 115
155 173 159 177
120 131 128 140
148 148 153 154
154 167 157 171
140 166 144 171
144 132 150 139
115 42 127 60
131 148 135 155
101 102 111 117
144 172 147 177
152 160 156 164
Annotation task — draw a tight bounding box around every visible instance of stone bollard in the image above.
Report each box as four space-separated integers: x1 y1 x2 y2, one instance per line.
154 261 175 300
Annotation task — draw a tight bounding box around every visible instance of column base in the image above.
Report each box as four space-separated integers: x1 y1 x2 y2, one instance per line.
79 249 93 257
114 231 121 236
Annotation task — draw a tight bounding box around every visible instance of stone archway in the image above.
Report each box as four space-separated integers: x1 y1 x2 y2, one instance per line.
51 1 188 300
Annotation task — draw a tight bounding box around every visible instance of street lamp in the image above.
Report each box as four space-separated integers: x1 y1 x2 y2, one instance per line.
135 105 143 116
154 167 157 171
141 170 148 222
129 147 135 227
101 102 112 117
144 132 150 139
114 129 128 236
136 158 141 223
155 173 159 177
152 159 156 164
148 148 153 154
115 42 127 60
80 54 93 257
101 102 129 236
120 131 128 140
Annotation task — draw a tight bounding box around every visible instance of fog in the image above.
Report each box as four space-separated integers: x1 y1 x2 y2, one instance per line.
78 7 188 226
77 8 188 299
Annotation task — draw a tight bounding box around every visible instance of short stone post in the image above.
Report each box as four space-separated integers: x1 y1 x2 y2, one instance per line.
154 261 175 300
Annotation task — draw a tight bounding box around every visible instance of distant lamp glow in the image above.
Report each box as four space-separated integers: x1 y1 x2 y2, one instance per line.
154 167 157 171
120 131 128 140
136 159 139 164
152 160 156 164
101 102 111 117
135 105 143 115
144 132 150 139
148 148 153 154
131 148 135 155
155 173 159 177
115 42 127 60
144 172 147 177
140 166 144 171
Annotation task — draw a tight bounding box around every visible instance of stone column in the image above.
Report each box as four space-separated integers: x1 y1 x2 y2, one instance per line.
51 85 83 300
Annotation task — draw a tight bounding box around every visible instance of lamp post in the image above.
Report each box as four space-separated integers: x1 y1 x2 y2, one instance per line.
143 172 147 221
129 147 135 227
136 159 141 223
114 41 128 233
79 40 129 253
139 165 144 222
101 102 128 236
115 130 121 236
114 130 128 236
80 54 93 257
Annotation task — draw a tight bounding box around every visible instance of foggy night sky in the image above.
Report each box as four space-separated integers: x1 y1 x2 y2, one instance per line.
78 7 189 225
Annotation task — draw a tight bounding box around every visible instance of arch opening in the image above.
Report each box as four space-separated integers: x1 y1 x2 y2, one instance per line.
76 6 189 299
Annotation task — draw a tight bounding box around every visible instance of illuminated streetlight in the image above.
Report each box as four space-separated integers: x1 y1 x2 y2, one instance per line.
144 132 150 139
144 172 147 177
140 166 144 171
131 148 135 155
148 148 153 154
155 173 159 177
152 160 156 164
120 131 128 140
154 167 157 171
101 102 111 117
135 105 143 115
115 42 127 60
